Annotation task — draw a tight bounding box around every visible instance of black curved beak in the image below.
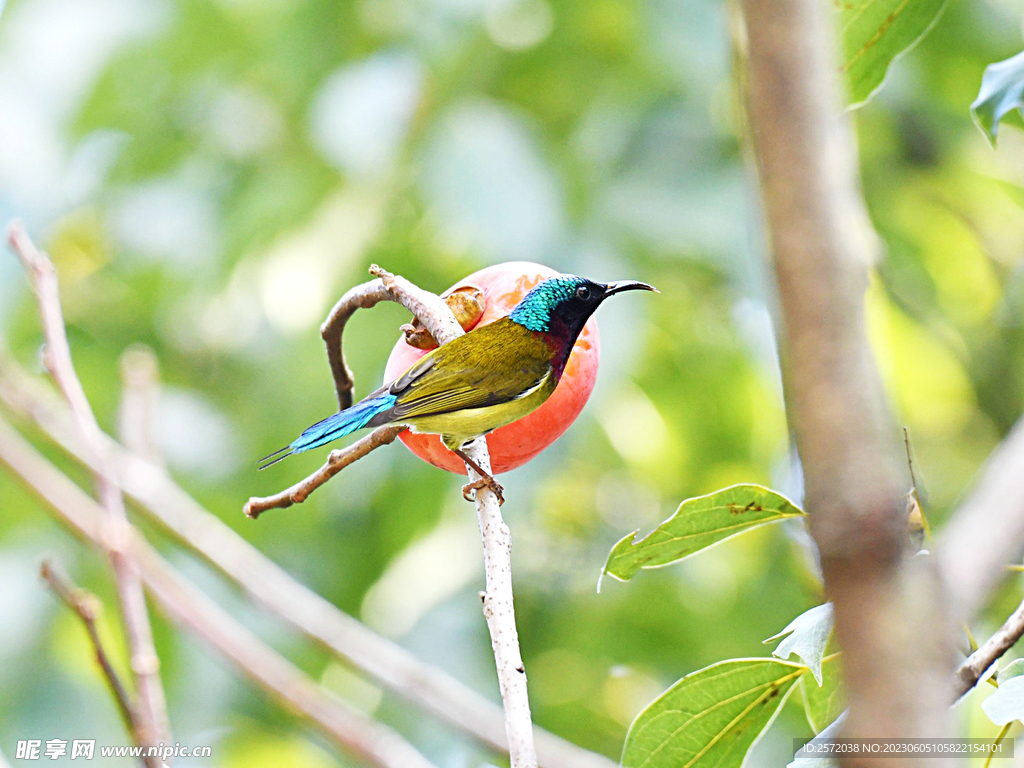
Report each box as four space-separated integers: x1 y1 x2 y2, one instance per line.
604 280 659 296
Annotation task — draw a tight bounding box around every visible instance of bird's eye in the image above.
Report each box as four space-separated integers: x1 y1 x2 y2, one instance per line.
576 285 591 301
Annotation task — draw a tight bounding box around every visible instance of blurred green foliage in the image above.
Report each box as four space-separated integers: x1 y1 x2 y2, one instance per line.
1 0 1024 764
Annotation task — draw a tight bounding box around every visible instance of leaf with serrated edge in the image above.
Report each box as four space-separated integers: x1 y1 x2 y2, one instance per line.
602 485 804 583
971 52 1024 145
982 676 1024 725
802 655 845 734
765 604 834 685
621 658 805 768
840 0 948 107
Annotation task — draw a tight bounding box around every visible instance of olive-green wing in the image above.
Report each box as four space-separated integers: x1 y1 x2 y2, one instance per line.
386 319 554 420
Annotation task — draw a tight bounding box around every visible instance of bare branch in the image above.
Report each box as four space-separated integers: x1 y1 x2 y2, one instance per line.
254 262 537 765
245 426 405 518
463 440 536 765
953 596 1024 700
40 559 138 740
0 349 612 768
0 417 437 768
366 264 465 346
936 417 1024 622
319 277 484 409
7 221 170 758
739 0 952 757
360 264 538 767
321 280 392 411
249 263 465 518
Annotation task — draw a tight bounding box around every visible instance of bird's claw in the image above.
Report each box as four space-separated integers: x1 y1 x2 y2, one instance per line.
462 477 505 505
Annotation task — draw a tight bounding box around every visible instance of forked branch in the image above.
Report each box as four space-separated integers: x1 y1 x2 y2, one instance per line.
246 264 538 767
0 355 614 768
245 426 404 518
8 222 169 762
245 264 463 517
40 559 138 737
0 419 437 768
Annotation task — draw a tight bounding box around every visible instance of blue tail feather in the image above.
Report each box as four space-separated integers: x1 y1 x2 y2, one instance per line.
290 392 397 455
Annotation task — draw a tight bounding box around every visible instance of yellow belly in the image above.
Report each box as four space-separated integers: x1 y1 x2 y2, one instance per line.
404 373 557 450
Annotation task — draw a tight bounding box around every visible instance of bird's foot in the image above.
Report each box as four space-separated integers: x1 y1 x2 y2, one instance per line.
462 476 505 506
451 446 505 505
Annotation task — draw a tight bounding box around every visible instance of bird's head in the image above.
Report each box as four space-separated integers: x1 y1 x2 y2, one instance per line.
508 275 658 343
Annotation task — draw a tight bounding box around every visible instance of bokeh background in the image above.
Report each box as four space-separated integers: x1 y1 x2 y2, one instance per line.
1 0 1024 764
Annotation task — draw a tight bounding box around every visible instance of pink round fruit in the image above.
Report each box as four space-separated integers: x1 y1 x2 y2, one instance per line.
383 262 601 475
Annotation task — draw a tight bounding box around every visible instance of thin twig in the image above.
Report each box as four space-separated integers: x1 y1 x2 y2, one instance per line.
463 440 535 764
903 427 932 544
7 221 170 761
365 265 538 767
0 417 437 768
903 427 918 490
245 426 404 517
246 265 464 518
952 596 1024 700
321 280 393 411
251 264 538 766
364 268 540 765
0 359 613 768
40 559 138 739
365 265 464 344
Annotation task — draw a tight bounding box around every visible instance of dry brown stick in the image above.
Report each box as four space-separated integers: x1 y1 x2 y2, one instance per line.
0 353 613 768
739 0 952 760
245 426 404 518
7 221 170 761
321 280 392 411
40 559 139 739
0 416 437 768
953 596 1024 700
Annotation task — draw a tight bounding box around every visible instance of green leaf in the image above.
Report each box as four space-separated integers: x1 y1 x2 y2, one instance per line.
602 485 804 583
982 676 1024 725
971 52 1024 145
622 658 805 768
839 0 949 107
802 655 845 734
765 603 833 685
998 659 1024 683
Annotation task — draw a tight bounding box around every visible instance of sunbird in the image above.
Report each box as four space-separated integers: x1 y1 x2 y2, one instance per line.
260 274 657 503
